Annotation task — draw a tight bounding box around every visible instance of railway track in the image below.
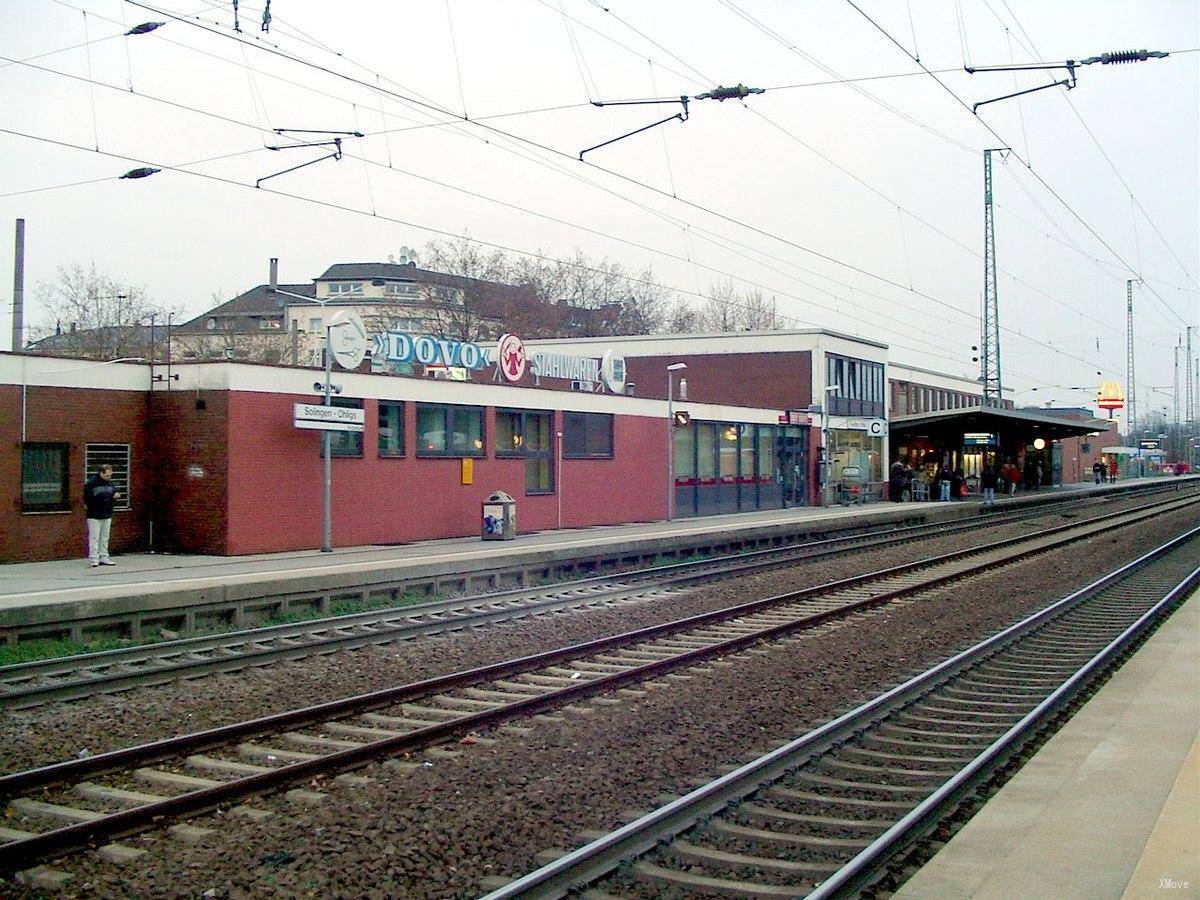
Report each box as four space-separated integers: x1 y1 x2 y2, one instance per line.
0 489 1194 874
0 482 1188 709
483 526 1200 900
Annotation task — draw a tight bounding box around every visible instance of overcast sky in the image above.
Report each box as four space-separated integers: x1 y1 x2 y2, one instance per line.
2 0 1197 419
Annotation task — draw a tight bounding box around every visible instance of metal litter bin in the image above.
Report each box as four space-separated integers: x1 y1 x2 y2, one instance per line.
482 491 517 540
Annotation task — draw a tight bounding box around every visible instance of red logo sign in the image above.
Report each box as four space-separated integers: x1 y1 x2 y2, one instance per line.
497 333 527 383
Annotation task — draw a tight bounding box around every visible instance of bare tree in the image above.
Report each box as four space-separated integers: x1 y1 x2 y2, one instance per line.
701 279 742 332
31 262 180 359
420 237 513 342
739 288 780 330
697 280 781 332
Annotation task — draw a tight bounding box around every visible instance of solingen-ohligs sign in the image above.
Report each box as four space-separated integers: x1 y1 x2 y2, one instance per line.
294 403 365 432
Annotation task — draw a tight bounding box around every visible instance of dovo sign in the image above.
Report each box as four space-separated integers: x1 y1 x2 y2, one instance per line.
372 332 490 370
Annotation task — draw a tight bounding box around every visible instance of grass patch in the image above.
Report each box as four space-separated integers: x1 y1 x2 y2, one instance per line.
0 591 442 668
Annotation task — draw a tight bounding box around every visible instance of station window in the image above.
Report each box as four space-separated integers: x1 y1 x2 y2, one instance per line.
563 412 613 459
416 404 485 457
328 398 364 457
496 410 554 493
825 354 884 417
84 443 131 510
21 442 70 512
378 401 405 457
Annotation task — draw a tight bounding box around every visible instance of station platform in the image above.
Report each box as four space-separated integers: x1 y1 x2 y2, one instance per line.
895 588 1199 900
0 476 1187 642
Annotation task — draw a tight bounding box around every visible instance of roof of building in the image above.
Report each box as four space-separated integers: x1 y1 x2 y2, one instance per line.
890 405 1109 439
176 283 315 332
525 328 889 352
316 262 524 298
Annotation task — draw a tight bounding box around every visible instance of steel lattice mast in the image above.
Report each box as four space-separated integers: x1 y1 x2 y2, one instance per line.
1126 279 1137 440
1188 326 1195 427
981 150 1003 406
1174 337 1181 425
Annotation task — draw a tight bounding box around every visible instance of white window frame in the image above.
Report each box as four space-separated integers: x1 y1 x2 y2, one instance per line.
327 282 364 295
85 443 132 511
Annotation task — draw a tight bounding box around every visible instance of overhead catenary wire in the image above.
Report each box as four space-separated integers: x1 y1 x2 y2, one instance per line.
982 0 1200 292
14 1 1154 383
841 0 1193 330
107 0 1138 380
0 123 1045 378
114 0 1143 350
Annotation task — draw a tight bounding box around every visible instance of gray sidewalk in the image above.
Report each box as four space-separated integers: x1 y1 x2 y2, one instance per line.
0 476 1182 614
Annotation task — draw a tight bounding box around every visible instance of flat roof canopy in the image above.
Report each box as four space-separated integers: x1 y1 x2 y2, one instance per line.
890 406 1107 444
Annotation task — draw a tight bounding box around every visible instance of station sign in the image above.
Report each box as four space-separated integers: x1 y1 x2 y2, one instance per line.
778 409 811 426
369 329 628 394
963 432 998 446
845 418 887 437
1139 439 1162 450
372 331 491 371
294 403 365 432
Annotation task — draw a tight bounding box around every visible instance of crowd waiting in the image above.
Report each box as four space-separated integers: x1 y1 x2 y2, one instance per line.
886 456 1104 506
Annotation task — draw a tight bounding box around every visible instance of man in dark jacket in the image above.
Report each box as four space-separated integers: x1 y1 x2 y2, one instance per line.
888 461 907 502
84 464 121 567
981 463 999 508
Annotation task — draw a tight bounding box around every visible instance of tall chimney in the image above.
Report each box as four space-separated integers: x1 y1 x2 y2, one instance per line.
268 257 279 299
11 218 25 352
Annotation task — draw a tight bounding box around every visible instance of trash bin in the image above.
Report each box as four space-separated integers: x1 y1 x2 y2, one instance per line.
481 491 517 540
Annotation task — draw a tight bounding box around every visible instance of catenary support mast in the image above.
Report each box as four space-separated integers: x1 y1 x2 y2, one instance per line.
981 150 1003 406
1126 279 1137 441
1174 337 1181 424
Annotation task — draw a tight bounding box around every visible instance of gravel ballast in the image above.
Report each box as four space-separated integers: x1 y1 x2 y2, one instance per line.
2 502 1195 898
0 501 1143 775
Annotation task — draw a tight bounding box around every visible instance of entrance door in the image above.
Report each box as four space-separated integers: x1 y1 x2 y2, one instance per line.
776 426 809 507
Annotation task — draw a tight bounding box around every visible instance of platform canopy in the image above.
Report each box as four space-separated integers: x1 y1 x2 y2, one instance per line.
890 406 1107 444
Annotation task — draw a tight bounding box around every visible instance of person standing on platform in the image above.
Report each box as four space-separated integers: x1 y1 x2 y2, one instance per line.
937 462 953 501
1109 458 1119 483
84 464 121 567
981 462 999 508
889 461 907 502
1092 460 1104 484
1005 461 1020 495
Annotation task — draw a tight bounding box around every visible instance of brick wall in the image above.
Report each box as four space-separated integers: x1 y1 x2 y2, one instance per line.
1058 420 1118 484
151 390 230 555
1 384 149 563
222 392 667 555
623 351 813 409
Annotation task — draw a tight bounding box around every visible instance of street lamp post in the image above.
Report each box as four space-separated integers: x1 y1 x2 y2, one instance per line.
821 383 840 507
666 362 687 520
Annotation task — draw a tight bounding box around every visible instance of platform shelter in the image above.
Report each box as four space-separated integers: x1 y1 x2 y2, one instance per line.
890 406 1109 492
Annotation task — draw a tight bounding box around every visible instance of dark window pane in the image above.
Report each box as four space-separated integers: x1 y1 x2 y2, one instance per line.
329 398 363 457
564 412 612 458
526 457 553 493
496 411 522 456
22 443 69 511
449 407 484 455
524 412 551 453
378 402 404 457
416 405 446 454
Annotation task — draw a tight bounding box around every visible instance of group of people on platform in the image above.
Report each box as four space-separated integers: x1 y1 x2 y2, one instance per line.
888 456 1048 507
1092 458 1119 484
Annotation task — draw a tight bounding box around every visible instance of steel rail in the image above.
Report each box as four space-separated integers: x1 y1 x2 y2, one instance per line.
3 489 1190 794
4 483 1177 708
0 496 1193 872
480 525 1200 900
